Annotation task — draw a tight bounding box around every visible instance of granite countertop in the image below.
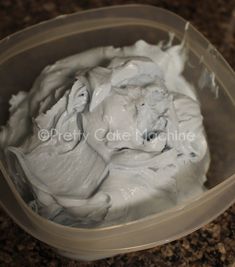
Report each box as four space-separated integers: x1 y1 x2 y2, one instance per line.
0 1 235 266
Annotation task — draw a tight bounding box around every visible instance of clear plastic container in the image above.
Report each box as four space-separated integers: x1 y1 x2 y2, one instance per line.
0 4 234 261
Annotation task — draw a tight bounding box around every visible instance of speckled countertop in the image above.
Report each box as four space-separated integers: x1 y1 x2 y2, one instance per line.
0 1 235 266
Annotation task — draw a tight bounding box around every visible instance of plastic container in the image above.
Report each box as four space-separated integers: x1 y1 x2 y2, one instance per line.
0 4 234 261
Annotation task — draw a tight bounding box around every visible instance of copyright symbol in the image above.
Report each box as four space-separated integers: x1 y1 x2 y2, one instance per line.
38 129 50 142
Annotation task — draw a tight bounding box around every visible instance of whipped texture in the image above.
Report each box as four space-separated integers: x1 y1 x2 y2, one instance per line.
0 40 210 227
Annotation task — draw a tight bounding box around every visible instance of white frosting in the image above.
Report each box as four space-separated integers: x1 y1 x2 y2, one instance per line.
0 40 210 227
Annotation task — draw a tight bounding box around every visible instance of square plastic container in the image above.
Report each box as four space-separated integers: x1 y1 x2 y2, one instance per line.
0 4 234 261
